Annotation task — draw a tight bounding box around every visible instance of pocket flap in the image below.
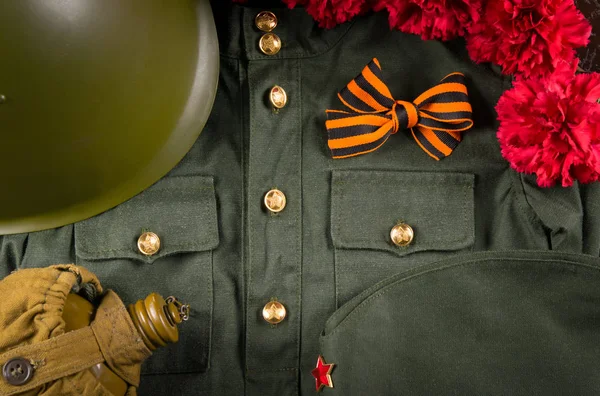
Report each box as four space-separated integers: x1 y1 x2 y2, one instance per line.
75 176 219 263
331 170 474 256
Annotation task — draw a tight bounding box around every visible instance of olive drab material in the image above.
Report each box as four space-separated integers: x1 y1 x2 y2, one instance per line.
2 1 600 395
0 0 219 235
320 251 600 394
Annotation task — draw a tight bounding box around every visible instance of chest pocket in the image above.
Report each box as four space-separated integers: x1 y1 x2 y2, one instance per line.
74 175 219 375
331 170 475 307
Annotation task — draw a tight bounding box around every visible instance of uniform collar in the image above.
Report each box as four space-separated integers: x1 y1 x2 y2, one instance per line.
211 2 354 60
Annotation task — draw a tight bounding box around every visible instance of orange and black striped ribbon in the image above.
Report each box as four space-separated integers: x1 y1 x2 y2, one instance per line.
325 58 473 160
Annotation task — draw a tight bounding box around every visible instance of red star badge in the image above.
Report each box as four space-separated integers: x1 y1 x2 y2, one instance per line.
311 355 335 392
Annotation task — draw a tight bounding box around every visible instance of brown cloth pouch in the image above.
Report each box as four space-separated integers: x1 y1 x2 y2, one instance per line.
0 265 151 395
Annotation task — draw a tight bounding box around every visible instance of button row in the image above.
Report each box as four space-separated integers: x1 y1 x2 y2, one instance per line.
256 13 287 110
134 221 414 259
263 188 287 323
132 225 410 329
256 11 281 56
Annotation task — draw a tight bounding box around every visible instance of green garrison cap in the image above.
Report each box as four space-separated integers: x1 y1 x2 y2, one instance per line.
321 251 600 394
0 0 219 234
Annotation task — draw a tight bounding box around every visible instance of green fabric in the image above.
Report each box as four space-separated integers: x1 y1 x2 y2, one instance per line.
1 2 600 395
3 177 217 375
321 251 600 395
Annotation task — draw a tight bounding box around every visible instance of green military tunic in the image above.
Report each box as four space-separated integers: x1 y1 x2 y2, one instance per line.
2 2 600 395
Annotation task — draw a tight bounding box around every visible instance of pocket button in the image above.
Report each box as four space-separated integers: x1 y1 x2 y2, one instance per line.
137 231 161 256
390 223 414 247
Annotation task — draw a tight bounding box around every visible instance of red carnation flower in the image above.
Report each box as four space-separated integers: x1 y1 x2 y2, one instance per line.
282 0 370 29
373 0 484 41
496 63 600 187
467 0 591 78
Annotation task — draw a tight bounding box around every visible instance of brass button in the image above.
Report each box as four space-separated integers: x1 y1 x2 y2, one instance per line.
2 357 34 386
137 231 161 256
269 86 287 109
264 189 287 213
262 300 286 324
255 11 278 32
390 223 414 247
259 33 281 56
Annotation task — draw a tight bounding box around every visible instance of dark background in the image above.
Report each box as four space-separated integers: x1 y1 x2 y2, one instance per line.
577 0 600 71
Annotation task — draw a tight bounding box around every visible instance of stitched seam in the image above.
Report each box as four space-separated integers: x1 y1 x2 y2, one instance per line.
109 306 134 383
81 243 216 255
206 250 214 370
246 367 299 373
109 308 115 371
75 175 217 255
331 173 339 309
72 375 84 395
38 270 67 331
334 248 339 309
237 57 248 394
244 56 254 378
296 58 304 380
0 328 104 394
512 171 547 234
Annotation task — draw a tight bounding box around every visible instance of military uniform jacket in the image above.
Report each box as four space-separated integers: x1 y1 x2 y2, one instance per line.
2 2 600 395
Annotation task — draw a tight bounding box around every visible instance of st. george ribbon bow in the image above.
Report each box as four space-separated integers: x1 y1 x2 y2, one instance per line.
325 58 474 160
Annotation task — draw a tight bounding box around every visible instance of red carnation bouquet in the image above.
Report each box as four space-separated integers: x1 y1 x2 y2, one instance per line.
496 62 600 187
371 0 597 187
481 0 599 187
286 0 371 29
467 0 591 78
374 0 484 40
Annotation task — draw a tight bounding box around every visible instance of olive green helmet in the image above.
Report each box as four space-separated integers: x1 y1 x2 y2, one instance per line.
0 0 219 234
